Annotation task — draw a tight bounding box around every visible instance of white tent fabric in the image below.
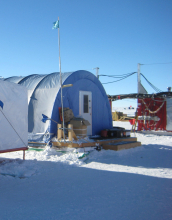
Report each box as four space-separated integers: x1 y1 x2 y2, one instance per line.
19 74 47 104
27 72 71 136
4 76 24 83
0 80 28 152
138 82 148 94
166 98 172 131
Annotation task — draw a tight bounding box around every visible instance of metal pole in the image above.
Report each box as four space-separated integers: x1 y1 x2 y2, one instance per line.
58 17 65 140
96 67 99 79
137 63 140 93
93 67 99 79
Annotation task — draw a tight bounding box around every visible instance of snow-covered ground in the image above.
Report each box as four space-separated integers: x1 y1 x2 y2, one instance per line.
1 119 172 219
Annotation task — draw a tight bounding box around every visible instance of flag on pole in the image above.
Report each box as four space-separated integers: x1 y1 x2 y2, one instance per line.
41 114 49 123
41 114 58 124
0 100 4 109
52 17 66 140
52 20 59 29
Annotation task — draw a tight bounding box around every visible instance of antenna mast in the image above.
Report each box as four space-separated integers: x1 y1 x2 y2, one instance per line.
93 67 99 79
137 63 141 93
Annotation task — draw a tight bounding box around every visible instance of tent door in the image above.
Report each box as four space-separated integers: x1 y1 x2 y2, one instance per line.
79 91 92 135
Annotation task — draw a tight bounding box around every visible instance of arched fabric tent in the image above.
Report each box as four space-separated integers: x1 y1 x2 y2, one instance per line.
4 76 24 83
6 70 112 141
19 74 47 104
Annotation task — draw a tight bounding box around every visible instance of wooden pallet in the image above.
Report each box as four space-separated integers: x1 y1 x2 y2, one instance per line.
52 137 138 148
102 141 141 151
53 123 141 149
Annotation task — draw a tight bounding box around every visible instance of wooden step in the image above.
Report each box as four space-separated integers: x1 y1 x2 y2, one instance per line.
52 137 138 148
102 141 141 151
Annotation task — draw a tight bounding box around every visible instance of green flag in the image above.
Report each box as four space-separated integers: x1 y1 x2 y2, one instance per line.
52 20 59 29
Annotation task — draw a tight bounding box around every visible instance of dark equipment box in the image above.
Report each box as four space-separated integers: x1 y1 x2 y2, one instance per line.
101 127 131 138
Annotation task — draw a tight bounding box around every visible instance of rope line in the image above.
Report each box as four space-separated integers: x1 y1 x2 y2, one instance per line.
140 73 162 93
141 99 165 114
142 62 172 65
0 109 28 148
102 72 136 84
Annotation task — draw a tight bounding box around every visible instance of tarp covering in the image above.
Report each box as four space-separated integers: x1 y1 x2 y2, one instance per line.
0 80 28 152
137 97 166 131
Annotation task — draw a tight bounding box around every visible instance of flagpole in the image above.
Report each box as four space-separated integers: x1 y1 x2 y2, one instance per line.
57 17 65 140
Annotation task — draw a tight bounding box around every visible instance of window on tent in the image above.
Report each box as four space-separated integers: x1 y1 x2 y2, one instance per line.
83 95 89 113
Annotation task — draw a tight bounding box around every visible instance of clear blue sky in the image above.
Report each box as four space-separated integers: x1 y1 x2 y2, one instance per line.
1 0 172 107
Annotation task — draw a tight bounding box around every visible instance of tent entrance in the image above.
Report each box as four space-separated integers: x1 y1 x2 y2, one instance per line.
79 91 92 135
